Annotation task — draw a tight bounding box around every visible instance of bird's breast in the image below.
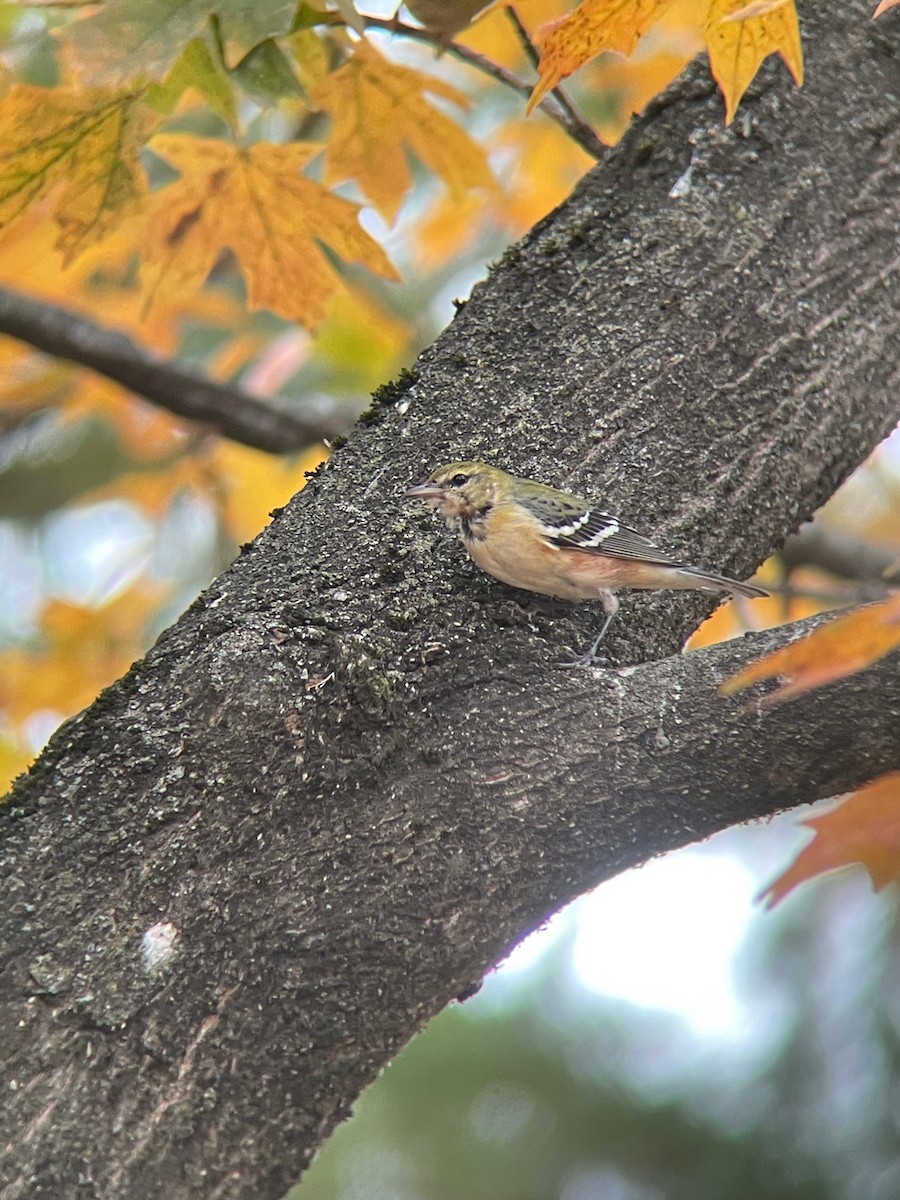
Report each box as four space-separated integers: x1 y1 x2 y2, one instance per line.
465 529 592 601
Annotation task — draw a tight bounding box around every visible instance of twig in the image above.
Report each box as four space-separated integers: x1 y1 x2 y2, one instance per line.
0 286 351 454
503 4 593 146
504 4 541 70
360 14 606 160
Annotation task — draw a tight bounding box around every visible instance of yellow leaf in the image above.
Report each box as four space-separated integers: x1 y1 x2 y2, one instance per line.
411 114 594 268
721 593 900 703
0 85 157 261
414 191 492 270
705 0 803 123
0 204 238 356
313 289 410 391
313 40 496 222
455 0 540 68
720 0 790 21
581 0 703 144
762 773 900 905
492 116 595 231
530 0 678 113
143 134 398 326
0 341 75 415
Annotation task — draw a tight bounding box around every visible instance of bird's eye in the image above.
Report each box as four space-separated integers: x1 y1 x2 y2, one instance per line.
449 473 469 487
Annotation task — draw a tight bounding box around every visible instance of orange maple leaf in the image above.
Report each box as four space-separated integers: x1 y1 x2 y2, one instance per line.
705 0 803 122
530 0 677 113
721 593 900 703
763 773 900 905
0 85 157 262
873 0 899 15
313 40 496 223
142 135 398 326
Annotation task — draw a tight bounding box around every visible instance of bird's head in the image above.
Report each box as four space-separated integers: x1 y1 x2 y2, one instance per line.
406 461 504 531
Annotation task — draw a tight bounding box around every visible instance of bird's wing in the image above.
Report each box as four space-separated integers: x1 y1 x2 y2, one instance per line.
517 489 683 566
546 507 683 567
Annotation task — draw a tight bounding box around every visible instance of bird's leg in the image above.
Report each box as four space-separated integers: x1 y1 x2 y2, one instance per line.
559 590 619 668
586 590 619 658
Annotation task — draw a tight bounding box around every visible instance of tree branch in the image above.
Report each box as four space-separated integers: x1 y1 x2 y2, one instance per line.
0 285 350 454
781 522 899 584
1 1 897 1197
2 615 898 1200
503 3 591 144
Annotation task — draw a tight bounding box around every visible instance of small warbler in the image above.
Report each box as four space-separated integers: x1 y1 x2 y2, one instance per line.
406 461 767 664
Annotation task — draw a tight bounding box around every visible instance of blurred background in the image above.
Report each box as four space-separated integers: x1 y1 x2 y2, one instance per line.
291 817 900 1200
0 2 897 1197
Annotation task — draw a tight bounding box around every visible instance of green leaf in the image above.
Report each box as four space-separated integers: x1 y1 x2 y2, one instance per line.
292 3 341 30
284 29 330 94
67 0 297 87
229 39 304 104
210 0 298 68
144 38 237 125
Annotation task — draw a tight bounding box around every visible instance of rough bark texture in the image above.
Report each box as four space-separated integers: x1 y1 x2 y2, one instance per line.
2 2 899 1197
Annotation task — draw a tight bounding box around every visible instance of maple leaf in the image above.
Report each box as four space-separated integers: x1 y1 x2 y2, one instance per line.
0 85 156 263
705 0 803 123
145 38 238 125
143 135 398 326
873 0 900 14
66 0 297 87
721 594 900 704
763 773 900 905
530 0 678 113
313 40 496 222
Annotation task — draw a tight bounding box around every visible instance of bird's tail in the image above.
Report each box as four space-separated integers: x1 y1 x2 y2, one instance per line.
679 567 769 599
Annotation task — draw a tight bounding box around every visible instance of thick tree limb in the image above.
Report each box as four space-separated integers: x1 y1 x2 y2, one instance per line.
2 619 898 1200
0 285 349 453
1 1 898 1197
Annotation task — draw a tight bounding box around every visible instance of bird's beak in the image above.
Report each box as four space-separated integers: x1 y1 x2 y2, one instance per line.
405 481 443 501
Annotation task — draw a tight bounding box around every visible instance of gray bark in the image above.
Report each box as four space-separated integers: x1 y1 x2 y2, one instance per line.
2 1 898 1197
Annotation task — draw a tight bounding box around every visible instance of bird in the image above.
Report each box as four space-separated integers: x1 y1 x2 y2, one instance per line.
406 461 768 665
